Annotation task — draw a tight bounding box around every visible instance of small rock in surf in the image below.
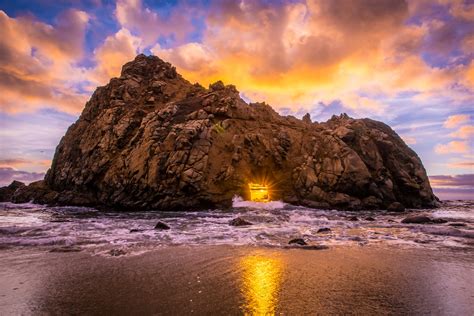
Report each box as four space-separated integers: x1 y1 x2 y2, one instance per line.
317 227 331 233
229 217 252 226
289 238 307 245
155 221 171 230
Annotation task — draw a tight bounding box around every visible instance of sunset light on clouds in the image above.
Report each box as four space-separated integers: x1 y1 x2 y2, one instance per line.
0 0 472 198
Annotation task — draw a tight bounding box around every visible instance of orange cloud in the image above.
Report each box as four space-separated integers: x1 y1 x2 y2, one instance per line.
449 125 474 139
400 135 417 145
89 28 142 84
443 114 471 128
447 161 474 169
447 0 474 21
0 9 90 114
152 0 471 116
1 0 472 119
0 158 51 169
115 0 195 45
435 141 470 154
0 167 45 186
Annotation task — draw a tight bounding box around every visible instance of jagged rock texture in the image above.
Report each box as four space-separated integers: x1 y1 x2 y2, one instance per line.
18 55 439 210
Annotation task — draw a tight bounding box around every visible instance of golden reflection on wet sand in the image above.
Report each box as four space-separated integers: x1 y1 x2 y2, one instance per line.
239 254 284 315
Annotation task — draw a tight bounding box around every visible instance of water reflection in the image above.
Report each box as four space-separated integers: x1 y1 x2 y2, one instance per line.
239 254 284 315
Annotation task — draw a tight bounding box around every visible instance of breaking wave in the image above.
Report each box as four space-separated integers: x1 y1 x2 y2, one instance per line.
232 195 286 210
0 200 473 256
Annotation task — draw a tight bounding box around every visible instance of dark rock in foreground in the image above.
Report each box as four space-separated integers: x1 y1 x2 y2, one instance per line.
449 223 467 227
401 215 447 224
2 55 438 211
155 221 170 230
387 202 405 212
402 215 432 224
317 228 331 233
229 217 252 226
289 238 307 245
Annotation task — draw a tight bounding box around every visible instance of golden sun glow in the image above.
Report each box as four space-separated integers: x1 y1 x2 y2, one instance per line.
249 183 270 202
240 255 283 315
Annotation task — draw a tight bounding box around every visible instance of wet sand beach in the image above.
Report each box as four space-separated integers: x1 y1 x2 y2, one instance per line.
1 245 473 315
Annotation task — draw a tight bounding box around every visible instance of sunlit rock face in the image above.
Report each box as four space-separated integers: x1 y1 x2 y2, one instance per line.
20 54 437 211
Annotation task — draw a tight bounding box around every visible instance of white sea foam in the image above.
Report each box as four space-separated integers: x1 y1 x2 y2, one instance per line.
0 201 473 255
231 195 286 210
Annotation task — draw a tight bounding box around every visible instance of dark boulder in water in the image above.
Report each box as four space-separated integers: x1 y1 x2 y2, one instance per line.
402 215 433 224
229 217 252 226
448 223 467 227
317 227 331 233
155 221 170 230
289 238 307 245
2 54 439 211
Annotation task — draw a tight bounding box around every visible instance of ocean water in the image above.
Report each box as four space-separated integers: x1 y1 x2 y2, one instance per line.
1 199 473 315
0 198 472 256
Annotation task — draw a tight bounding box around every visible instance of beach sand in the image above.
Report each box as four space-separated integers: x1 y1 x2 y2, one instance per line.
1 245 473 315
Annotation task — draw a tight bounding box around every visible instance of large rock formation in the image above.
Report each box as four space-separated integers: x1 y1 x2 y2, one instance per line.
5 55 438 210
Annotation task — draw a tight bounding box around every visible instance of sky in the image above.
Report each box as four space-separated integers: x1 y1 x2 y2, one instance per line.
0 0 472 199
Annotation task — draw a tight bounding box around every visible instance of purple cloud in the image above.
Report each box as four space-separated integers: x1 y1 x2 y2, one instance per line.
0 167 45 187
429 174 474 200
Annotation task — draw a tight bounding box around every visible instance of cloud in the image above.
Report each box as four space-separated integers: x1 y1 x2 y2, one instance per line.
400 135 417 145
431 186 474 200
0 167 45 187
0 158 51 169
447 0 474 21
449 125 474 139
429 173 474 200
447 161 474 169
443 114 471 128
435 140 470 154
429 174 474 188
115 0 195 46
152 42 214 72
0 9 90 114
0 110 75 173
151 0 472 119
1 0 472 119
89 28 142 84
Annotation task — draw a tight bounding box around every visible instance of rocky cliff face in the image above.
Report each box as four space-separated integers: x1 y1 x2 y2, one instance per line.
8 54 438 210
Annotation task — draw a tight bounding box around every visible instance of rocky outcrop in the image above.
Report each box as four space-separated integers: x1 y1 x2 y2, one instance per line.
5 54 438 211
0 181 25 202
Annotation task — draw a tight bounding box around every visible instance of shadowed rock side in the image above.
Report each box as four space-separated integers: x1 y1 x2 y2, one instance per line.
6 55 438 211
